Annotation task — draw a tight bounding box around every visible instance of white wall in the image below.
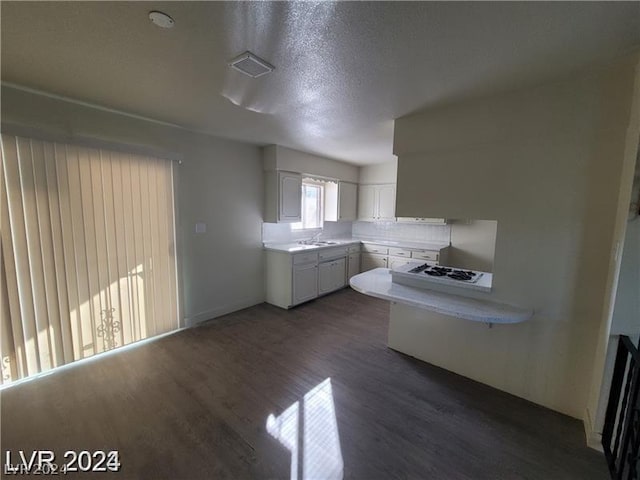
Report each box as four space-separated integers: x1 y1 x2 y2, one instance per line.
264 144 359 183
358 159 397 184
1 85 265 326
391 54 640 419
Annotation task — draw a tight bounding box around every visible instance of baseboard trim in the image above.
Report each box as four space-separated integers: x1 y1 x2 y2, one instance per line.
584 407 603 452
184 298 264 327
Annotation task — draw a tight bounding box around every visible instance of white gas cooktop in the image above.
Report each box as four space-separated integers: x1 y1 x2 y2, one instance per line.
392 262 493 292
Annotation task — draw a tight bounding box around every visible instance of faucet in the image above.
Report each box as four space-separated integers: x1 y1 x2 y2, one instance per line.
297 229 324 245
310 230 323 243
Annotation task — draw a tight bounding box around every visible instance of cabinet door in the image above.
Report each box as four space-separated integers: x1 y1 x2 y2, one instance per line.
357 185 376 221
388 256 412 271
279 172 302 222
347 253 360 280
318 262 334 295
377 184 396 220
332 258 347 290
293 263 318 305
361 253 387 272
338 182 358 221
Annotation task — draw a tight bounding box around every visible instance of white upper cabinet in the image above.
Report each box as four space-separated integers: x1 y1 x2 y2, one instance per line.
338 182 358 221
357 185 376 221
264 170 302 223
324 181 358 222
357 184 396 221
279 172 302 221
377 184 396 220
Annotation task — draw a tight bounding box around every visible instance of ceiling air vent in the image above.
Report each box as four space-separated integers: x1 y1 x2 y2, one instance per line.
228 51 274 78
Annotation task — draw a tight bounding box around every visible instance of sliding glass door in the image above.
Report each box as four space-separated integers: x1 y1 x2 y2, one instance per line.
0 134 179 384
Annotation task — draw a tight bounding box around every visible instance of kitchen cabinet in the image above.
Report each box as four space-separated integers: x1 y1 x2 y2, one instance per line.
319 258 346 295
265 245 353 309
377 184 396 220
388 247 413 270
346 244 361 280
361 253 388 272
293 262 319 304
357 185 376 221
265 241 446 308
362 244 389 255
266 250 318 308
388 256 413 270
324 181 358 222
347 254 360 280
264 170 302 223
360 244 446 273
357 184 396 221
338 182 358 221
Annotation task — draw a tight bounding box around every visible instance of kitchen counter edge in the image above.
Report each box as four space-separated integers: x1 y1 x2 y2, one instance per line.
349 268 532 324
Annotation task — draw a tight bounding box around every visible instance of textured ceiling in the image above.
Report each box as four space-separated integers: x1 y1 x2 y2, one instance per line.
2 1 639 165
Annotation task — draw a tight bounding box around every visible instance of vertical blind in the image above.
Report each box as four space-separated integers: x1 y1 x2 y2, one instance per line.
0 134 179 384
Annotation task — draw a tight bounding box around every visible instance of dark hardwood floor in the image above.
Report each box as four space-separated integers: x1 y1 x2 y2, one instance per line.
1 289 607 479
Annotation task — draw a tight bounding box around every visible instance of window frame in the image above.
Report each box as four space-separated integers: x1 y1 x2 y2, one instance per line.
291 178 326 231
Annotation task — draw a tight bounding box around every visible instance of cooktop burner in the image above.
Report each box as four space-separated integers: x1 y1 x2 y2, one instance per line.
408 264 482 283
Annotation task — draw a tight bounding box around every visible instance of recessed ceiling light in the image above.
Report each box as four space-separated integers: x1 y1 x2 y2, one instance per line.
149 11 175 29
228 51 275 78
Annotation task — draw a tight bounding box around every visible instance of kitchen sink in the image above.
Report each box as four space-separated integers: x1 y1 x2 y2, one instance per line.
298 240 339 246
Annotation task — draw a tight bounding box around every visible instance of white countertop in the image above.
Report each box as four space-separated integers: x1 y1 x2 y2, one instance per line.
350 268 532 324
264 238 449 253
264 239 361 253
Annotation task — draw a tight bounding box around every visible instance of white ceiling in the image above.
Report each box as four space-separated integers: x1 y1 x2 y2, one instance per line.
2 2 639 165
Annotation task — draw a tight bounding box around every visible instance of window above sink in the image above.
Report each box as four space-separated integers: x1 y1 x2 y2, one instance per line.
292 178 326 231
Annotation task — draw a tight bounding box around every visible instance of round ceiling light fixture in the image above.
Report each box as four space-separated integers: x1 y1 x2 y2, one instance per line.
149 11 175 29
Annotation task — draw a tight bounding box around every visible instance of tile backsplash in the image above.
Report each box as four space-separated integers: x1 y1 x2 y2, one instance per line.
352 221 451 243
262 221 352 244
263 220 450 244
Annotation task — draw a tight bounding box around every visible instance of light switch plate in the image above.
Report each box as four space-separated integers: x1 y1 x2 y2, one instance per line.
195 222 206 234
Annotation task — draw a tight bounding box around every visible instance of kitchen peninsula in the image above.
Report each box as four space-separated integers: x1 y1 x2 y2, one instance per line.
350 267 532 324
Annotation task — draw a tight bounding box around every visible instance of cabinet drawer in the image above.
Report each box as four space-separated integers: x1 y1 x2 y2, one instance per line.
411 250 439 262
388 247 411 257
348 244 361 254
318 247 348 261
293 252 319 265
362 244 389 255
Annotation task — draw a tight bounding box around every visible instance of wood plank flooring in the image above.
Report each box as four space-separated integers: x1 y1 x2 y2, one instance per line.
1 289 608 479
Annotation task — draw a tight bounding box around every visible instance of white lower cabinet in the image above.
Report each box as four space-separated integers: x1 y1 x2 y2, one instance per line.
266 247 353 309
388 256 413 270
361 253 388 272
347 253 360 279
361 244 444 272
319 258 346 295
293 262 318 305
266 242 446 308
